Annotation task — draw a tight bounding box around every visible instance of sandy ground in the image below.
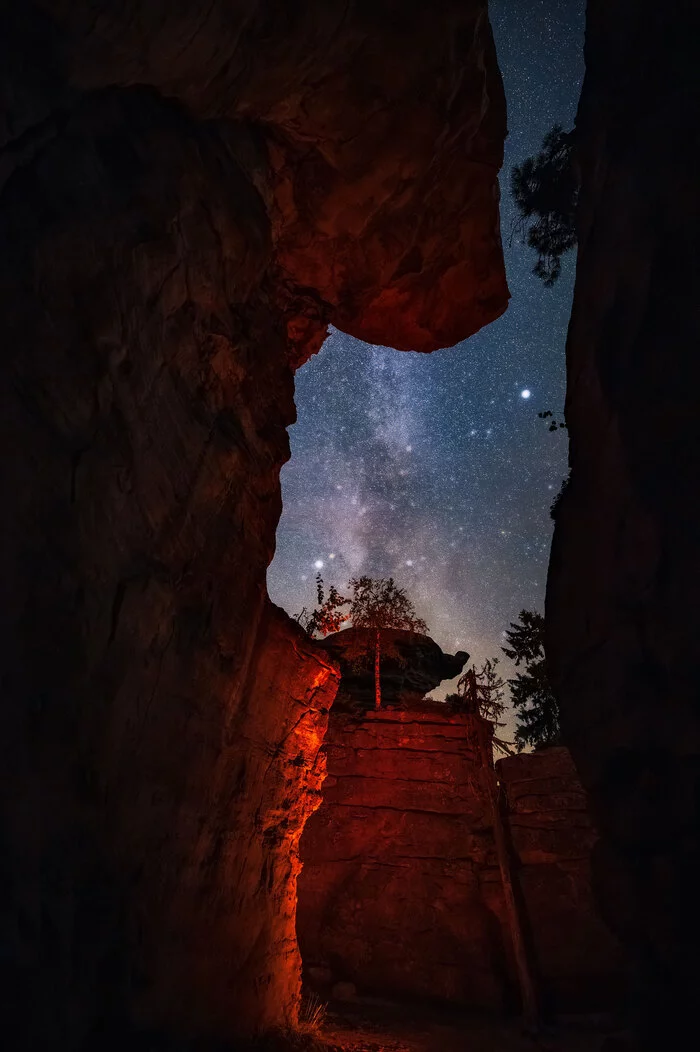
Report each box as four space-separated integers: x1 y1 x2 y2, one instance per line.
317 998 618 1052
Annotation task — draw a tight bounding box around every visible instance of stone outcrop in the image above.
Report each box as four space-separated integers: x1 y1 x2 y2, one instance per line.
298 708 506 1009
1 1 508 359
0 2 507 1046
545 1 700 1045
299 714 623 1014
496 748 625 1013
319 628 469 710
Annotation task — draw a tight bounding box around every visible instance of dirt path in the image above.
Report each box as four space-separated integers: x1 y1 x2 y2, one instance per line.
318 998 616 1052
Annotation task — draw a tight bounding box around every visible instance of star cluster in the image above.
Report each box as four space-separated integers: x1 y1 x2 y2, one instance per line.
268 1 585 723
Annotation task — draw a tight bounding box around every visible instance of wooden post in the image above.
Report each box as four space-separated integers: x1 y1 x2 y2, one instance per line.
374 630 381 710
469 678 538 1031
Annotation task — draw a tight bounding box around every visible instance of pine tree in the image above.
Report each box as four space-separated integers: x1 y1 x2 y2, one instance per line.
501 610 560 750
511 125 578 286
445 658 513 755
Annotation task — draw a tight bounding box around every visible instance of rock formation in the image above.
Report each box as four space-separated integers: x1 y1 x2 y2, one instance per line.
545 2 700 1046
299 716 623 1014
319 628 469 710
0 2 507 1047
496 748 626 1014
299 708 506 1010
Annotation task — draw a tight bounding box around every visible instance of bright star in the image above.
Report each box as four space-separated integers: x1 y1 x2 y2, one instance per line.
314 559 324 569
521 389 531 399
328 553 336 560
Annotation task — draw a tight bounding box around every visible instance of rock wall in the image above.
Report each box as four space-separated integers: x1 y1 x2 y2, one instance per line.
298 708 506 1009
299 715 622 1014
497 748 625 1013
545 1 700 1044
0 2 507 1046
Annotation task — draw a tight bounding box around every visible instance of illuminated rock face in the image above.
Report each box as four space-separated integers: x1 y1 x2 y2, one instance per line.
299 709 506 1008
299 715 623 1013
545 1 700 1043
0 2 507 1046
2 1 508 360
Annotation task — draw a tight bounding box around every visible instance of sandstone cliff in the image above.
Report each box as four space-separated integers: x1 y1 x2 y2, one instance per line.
299 709 504 1009
299 720 623 1014
0 2 507 1046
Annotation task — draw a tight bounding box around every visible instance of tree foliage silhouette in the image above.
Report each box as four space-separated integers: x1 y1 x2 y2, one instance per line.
537 410 570 520
301 575 427 710
511 124 578 286
445 658 514 756
346 576 427 710
299 573 351 636
502 610 560 750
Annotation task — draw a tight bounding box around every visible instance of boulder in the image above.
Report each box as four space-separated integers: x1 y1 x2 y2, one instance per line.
319 627 468 710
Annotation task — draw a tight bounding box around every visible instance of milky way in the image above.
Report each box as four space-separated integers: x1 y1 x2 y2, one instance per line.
268 1 585 728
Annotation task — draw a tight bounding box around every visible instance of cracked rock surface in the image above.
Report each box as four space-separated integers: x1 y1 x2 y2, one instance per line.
0 2 507 1047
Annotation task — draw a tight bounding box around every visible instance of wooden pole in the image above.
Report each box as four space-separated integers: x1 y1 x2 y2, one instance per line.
469 676 538 1031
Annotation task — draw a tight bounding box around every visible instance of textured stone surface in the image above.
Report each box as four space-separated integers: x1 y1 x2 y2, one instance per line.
3 1 508 357
0 2 507 1046
545 1 700 1044
319 628 469 710
497 748 625 1013
300 727 624 1014
298 710 507 1010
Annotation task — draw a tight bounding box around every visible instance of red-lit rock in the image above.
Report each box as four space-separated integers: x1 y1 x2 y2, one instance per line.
319 627 469 710
300 723 624 1014
0 2 507 1046
298 708 506 1010
4 1 508 358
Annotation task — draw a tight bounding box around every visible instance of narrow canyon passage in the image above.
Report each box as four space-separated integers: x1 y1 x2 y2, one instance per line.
0 2 697 1051
268 0 584 692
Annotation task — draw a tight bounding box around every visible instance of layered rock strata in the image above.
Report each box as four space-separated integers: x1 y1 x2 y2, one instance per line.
298 708 506 1009
299 714 622 1014
0 2 508 1046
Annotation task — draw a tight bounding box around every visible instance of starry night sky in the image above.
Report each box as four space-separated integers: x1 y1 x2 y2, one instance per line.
268 1 585 726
